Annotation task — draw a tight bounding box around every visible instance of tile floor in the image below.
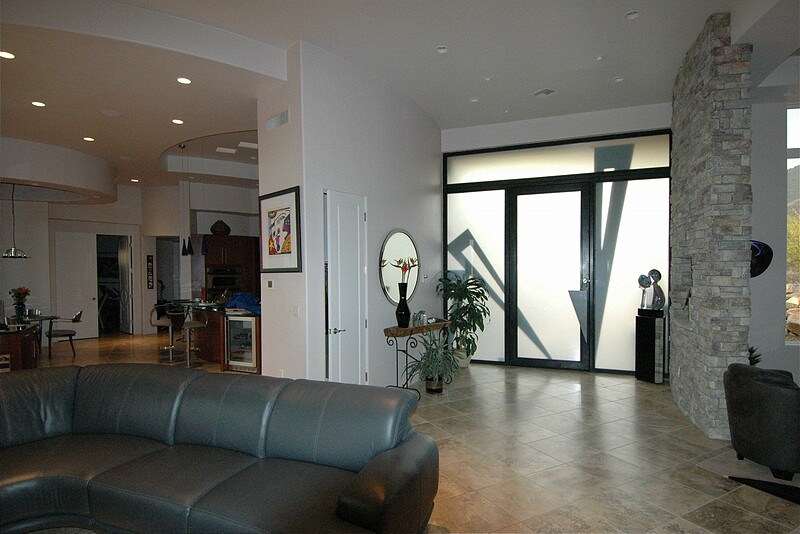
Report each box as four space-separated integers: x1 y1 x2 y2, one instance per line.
41 334 800 534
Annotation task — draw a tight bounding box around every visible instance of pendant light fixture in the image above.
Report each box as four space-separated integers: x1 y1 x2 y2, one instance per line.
3 184 28 259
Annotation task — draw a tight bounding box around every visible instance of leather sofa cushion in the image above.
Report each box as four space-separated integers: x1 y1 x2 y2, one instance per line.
0 366 80 449
89 444 258 533
73 364 203 444
174 373 290 458
0 434 165 527
189 458 370 534
265 380 417 472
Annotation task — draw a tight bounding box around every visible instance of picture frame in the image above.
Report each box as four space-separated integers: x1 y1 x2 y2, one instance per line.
260 186 302 272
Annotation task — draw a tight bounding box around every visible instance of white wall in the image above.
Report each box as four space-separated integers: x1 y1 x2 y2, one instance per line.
258 41 443 386
142 186 180 237
442 103 672 153
48 186 154 334
750 102 799 376
259 42 307 380
0 200 52 315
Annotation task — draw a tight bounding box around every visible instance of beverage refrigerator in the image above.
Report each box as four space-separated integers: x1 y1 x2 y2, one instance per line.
224 315 261 374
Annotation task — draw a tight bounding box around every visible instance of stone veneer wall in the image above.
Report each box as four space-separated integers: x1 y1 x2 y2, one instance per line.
670 13 752 439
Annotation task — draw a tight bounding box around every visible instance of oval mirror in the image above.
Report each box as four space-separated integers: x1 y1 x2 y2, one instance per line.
379 229 420 305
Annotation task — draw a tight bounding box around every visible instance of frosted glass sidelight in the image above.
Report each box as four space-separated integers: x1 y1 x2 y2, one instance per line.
446 191 505 362
448 135 669 185
517 192 583 361
594 178 669 371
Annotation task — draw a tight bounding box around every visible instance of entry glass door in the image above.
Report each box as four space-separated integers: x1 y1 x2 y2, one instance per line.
510 185 590 369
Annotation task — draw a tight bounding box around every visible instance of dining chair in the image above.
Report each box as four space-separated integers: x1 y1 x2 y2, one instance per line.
46 311 82 360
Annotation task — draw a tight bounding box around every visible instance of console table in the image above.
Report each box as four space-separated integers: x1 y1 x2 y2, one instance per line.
383 320 449 398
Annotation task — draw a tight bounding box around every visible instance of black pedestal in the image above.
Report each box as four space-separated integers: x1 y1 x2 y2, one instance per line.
635 308 665 384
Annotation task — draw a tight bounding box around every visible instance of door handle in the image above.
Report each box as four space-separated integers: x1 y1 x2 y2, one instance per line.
332 328 347 334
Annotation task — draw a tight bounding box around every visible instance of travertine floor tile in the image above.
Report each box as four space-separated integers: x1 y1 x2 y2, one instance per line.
721 485 800 529
429 491 517 534
682 499 790 534
46 337 794 534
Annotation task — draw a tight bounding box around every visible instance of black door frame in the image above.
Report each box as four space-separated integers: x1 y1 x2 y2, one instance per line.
506 181 593 370
441 129 672 370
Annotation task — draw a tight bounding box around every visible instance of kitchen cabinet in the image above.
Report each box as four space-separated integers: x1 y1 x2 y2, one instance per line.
1 325 38 371
192 308 225 364
203 235 259 295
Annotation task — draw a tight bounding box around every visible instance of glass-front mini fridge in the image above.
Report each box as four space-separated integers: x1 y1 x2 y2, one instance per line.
224 315 261 374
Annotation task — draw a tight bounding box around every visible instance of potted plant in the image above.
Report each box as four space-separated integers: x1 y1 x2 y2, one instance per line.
437 271 490 367
405 330 459 393
9 286 31 321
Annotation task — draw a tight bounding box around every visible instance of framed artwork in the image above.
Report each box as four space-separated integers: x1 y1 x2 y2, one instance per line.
260 186 302 272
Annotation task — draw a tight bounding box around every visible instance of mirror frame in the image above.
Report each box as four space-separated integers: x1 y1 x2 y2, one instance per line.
379 229 420 305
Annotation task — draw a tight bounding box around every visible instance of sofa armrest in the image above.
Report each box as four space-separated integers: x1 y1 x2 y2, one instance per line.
336 432 438 534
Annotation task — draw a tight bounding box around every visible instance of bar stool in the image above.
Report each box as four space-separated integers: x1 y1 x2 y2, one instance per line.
182 307 207 368
150 305 184 364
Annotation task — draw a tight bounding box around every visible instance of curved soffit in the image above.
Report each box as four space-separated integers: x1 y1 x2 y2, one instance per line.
0 138 116 203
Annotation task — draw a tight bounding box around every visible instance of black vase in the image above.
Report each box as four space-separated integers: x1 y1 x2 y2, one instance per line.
14 303 26 322
395 282 411 328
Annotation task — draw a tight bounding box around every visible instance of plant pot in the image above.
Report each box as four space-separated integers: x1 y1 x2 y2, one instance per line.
454 348 471 368
425 375 443 393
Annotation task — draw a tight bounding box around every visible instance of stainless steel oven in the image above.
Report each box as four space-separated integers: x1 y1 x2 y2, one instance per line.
206 267 242 298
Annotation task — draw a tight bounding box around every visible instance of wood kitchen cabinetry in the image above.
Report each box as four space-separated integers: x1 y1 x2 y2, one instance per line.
203 235 260 295
192 309 225 364
0 325 38 371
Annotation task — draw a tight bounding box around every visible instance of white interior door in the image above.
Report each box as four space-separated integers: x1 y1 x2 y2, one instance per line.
325 190 368 384
54 232 99 339
118 236 134 334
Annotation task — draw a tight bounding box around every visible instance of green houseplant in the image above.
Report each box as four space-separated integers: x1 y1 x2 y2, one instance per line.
405 330 459 393
437 271 490 367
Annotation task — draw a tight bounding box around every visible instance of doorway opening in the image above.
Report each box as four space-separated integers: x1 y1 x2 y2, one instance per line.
155 237 181 303
97 235 134 336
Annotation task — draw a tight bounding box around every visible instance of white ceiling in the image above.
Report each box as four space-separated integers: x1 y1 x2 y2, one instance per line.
1 0 798 194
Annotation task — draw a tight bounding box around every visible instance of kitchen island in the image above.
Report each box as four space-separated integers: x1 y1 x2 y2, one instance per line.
179 304 261 374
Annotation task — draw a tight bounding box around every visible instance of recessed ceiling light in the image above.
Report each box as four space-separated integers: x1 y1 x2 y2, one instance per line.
130 178 139 183
436 45 448 54
596 54 605 61
177 77 192 84
612 75 625 83
216 147 236 154
238 141 259 150
172 119 184 125
0 51 15 60
532 88 556 98
31 101 46 107
83 137 95 142
624 10 640 20
469 97 479 103
484 76 492 82
102 109 121 117
504 109 510 114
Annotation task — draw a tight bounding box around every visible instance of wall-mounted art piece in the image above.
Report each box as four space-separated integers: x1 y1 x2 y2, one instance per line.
260 186 302 272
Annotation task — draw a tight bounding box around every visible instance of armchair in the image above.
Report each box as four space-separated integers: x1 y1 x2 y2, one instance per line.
723 363 800 480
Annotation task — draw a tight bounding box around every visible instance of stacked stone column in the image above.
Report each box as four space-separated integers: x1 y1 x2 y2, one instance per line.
670 13 752 439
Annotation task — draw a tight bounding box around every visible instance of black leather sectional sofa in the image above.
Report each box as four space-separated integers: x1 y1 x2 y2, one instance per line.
0 364 438 533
